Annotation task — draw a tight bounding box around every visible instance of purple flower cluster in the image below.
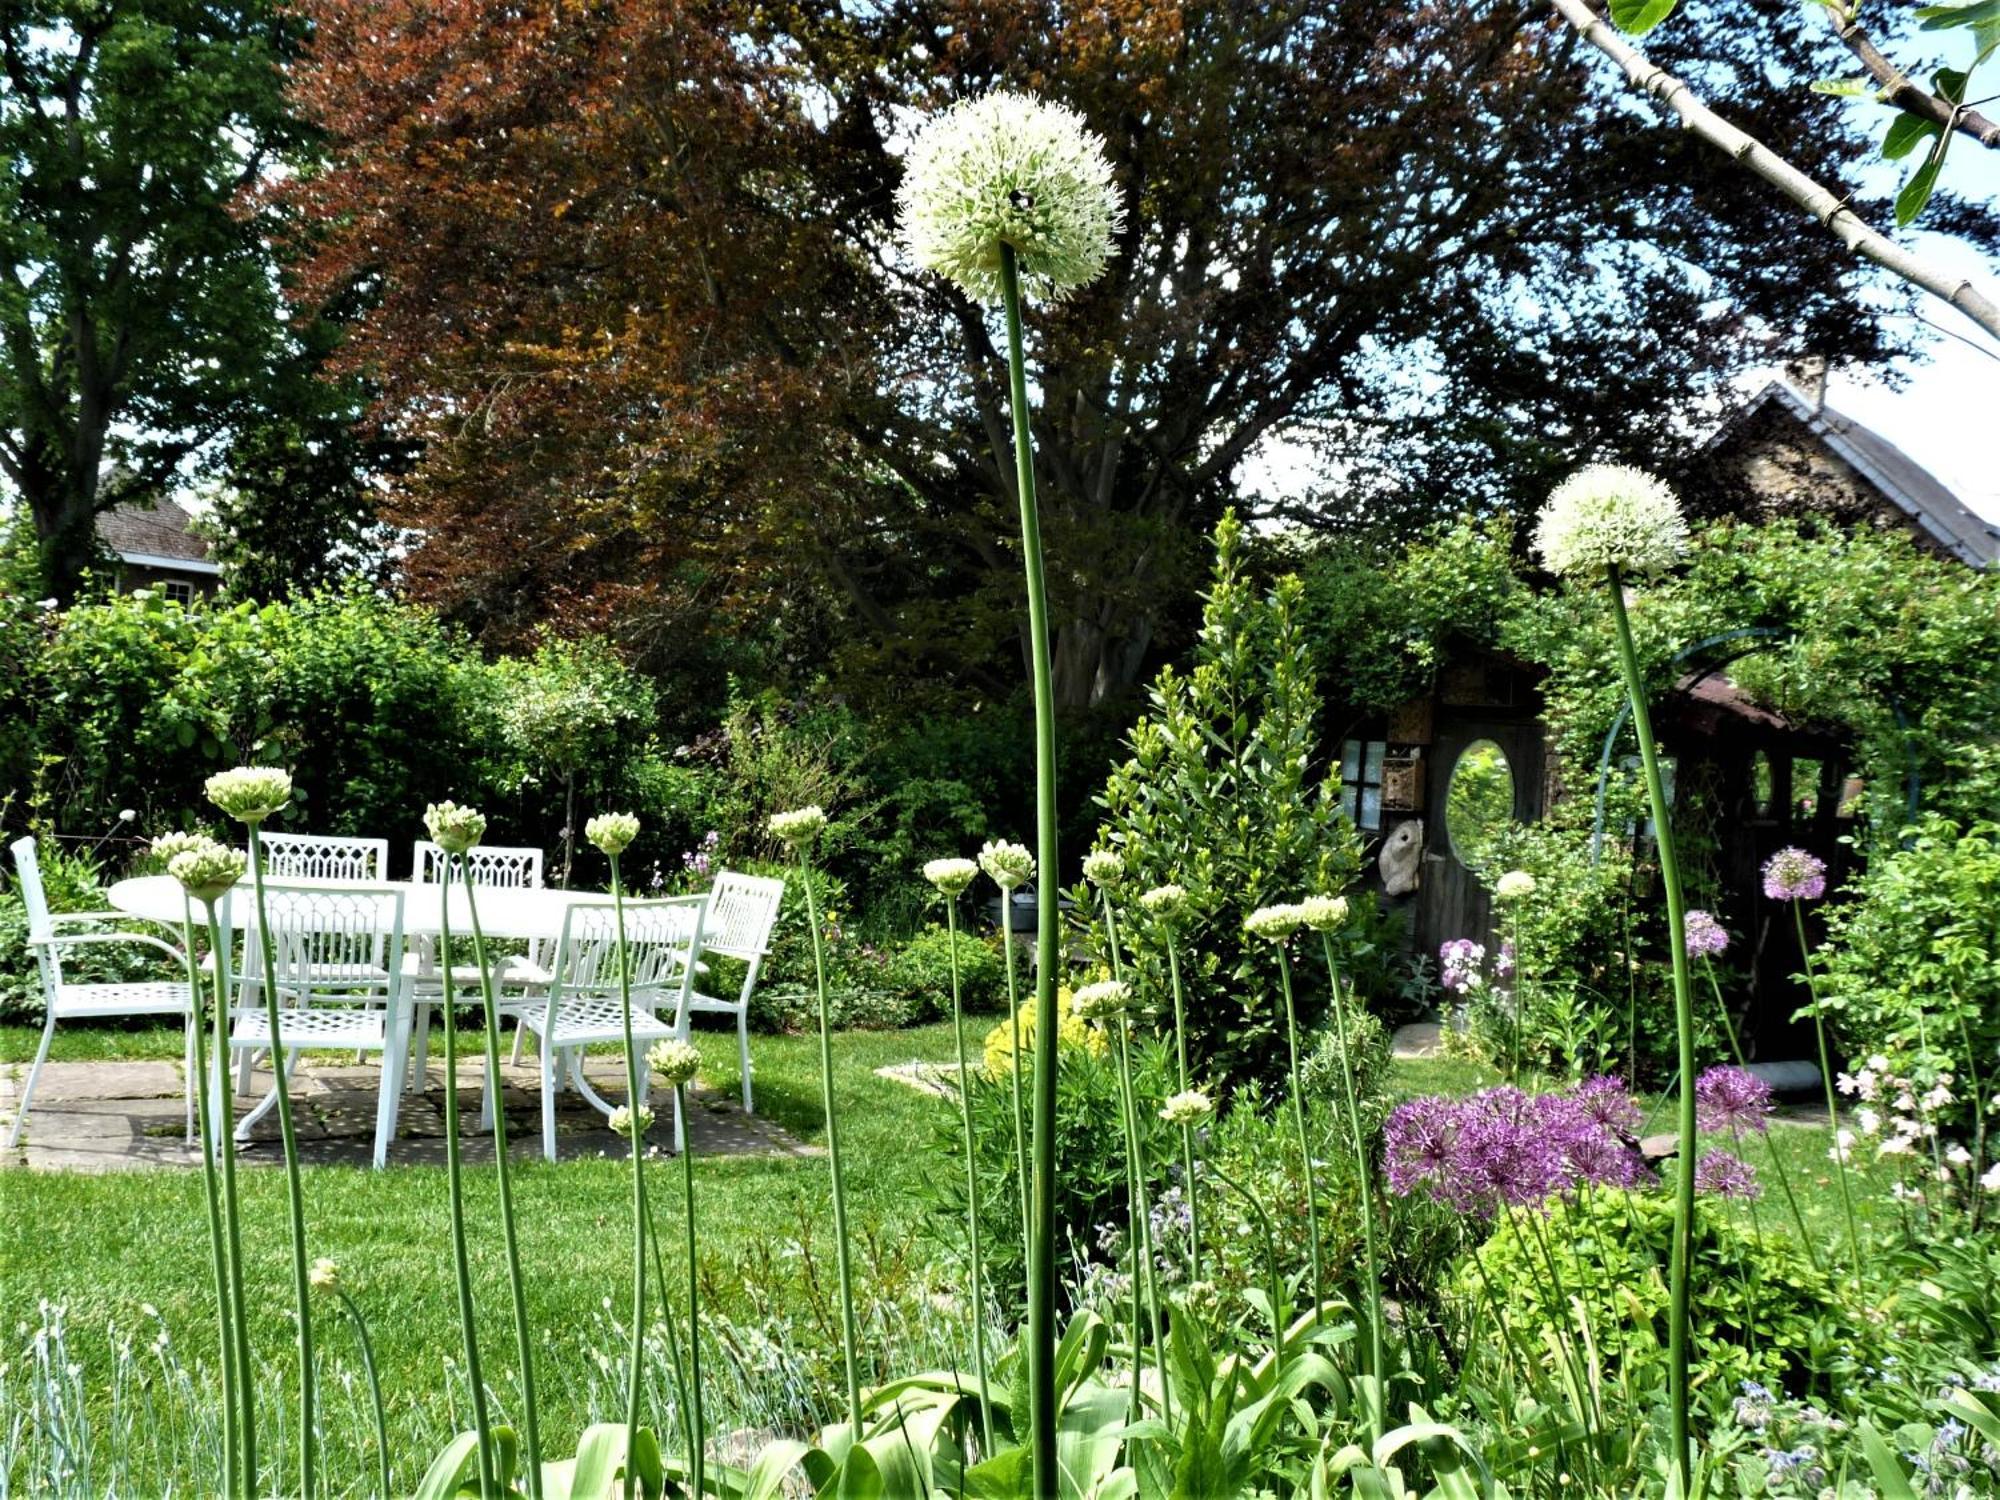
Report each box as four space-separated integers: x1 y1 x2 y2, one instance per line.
1762 846 1827 902
1494 940 1516 981
1696 1065 1773 1135
1683 908 1730 959
1439 938 1486 994
681 829 721 879
1695 1148 1761 1200
1384 1079 1650 1216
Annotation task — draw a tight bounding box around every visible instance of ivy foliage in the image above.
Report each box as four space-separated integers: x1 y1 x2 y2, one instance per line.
1082 511 1363 1089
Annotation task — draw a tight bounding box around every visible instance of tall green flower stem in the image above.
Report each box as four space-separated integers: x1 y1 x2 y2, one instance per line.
942 898 995 1454
1161 932 1200 1281
1603 568 1697 1487
246 824 319 1500
1273 945 1324 1315
1209 1160 1286 1364
458 860 543 1495
998 895 1032 1282
795 851 863 1439
328 1285 390 1500
1000 243 1062 1491
606 851 654 1500
200 899 256 1496
673 1079 705 1500
1701 959 1817 1265
433 860 498 1500
179 904 240 1499
1318 935 1385 1446
1112 1015 1168 1414
1793 901 1863 1280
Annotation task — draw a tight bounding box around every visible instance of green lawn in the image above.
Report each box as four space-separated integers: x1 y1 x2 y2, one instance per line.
2 1020 970 1495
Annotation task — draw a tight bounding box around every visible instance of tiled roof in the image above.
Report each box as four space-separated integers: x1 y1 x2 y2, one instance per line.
93 495 215 566
1716 382 1998 568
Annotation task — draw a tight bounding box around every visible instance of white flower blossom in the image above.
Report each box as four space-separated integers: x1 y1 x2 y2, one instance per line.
767 806 828 848
585 812 641 856
979 839 1035 891
1494 870 1538 902
923 857 979 897
647 1038 701 1087
1533 464 1689 578
1071 979 1132 1020
1297 894 1349 931
205 766 293 824
897 92 1122 304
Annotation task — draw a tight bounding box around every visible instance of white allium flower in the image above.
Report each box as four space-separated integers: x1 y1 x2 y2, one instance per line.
1139 883 1191 923
150 831 211 866
424 800 487 856
647 1038 701 1088
308 1258 339 1294
169 842 246 903
607 1104 655 1139
205 766 293 824
1081 849 1125 887
1071 979 1132 1020
1243 904 1304 940
585 812 641 856
923 857 979 897
979 839 1035 891
1532 464 1689 579
1494 870 1538 902
1297 894 1349 932
897 92 1123 304
1159 1090 1213 1128
767 806 828 848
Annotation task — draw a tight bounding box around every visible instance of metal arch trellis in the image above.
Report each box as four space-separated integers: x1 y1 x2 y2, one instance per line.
1586 626 1922 865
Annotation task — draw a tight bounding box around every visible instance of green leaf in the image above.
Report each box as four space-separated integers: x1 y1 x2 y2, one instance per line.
1811 77 1876 96
413 1431 484 1500
740 1440 816 1500
1934 66 1969 100
1916 0 2000 27
1856 1421 1923 1499
1895 147 1947 225
1609 0 1681 35
1882 113 1942 160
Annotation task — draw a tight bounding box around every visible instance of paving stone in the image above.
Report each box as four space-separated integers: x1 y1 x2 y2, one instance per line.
3 1059 186 1101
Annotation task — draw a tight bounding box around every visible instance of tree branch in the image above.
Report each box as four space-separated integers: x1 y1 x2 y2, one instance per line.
1547 0 2000 343
1821 0 2000 149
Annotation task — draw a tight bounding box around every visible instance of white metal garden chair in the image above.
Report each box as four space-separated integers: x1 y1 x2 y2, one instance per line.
499 894 707 1161
407 839 551 1087
5 837 195 1150
682 871 784 1112
222 883 412 1170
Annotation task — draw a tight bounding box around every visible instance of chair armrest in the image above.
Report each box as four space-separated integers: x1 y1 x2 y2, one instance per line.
39 929 189 967
47 910 141 926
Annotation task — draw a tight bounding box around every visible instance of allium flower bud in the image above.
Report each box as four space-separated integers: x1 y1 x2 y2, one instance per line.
1298 894 1349 931
308 1258 339 1294
1071 979 1132 1020
1159 1090 1213 1128
1494 870 1537 903
923 857 979 897
1761 847 1827 902
1243 904 1304 940
204 767 293 824
896 92 1123 304
607 1104 655 1139
150 831 211 866
1138 884 1190 923
647 1038 701 1088
1533 464 1689 579
979 839 1035 891
1081 849 1125 887
767 806 828 848
423 800 487 856
585 813 641 857
169 842 247 903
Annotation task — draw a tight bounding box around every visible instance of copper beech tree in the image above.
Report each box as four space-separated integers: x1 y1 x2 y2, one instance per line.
281 0 1930 708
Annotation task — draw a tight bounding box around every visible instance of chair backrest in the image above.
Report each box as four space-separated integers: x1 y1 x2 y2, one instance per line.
229 883 407 1009
411 840 545 889
549 895 708 1019
259 833 389 883
9 836 50 942
702 871 785 961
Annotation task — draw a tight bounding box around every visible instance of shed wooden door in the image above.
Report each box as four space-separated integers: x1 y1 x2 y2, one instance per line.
1414 717 1544 961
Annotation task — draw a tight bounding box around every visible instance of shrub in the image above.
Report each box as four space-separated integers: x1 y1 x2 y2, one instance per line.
881 924 1005 1018
1463 1188 1856 1397
1081 512 1363 1088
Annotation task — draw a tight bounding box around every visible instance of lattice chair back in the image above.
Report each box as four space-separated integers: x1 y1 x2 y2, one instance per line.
702 872 785 962
549 895 707 1019
237 883 407 1012
411 840 545 889
258 833 389 883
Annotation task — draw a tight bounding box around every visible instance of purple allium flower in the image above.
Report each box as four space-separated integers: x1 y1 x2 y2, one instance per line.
1683 909 1730 958
1696 1065 1773 1135
1385 1096 1467 1203
1696 1148 1761 1200
1575 1074 1645 1135
1762 846 1827 902
1564 1124 1652 1189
